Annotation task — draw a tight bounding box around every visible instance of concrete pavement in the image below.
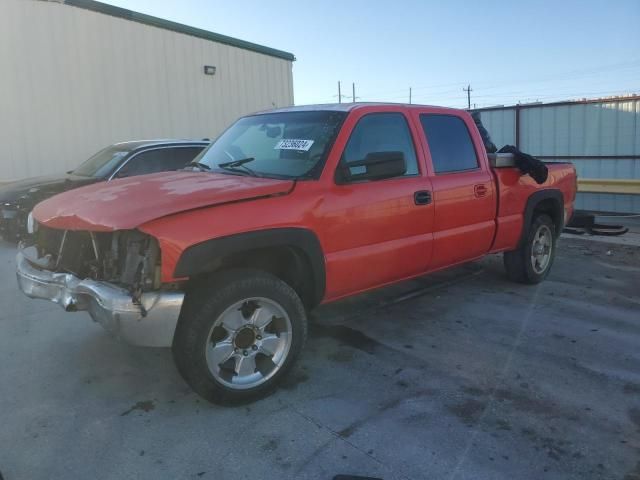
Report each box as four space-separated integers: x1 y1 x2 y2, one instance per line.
0 234 638 480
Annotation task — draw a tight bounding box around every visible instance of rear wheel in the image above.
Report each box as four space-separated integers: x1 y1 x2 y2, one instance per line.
172 269 307 405
504 214 556 284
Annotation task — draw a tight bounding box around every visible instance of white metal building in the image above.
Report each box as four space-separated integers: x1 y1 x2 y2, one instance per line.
475 96 640 213
0 0 295 182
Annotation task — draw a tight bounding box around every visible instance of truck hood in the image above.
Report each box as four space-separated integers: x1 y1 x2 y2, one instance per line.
33 171 294 231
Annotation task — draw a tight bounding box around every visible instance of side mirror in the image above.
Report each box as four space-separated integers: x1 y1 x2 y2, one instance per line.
339 151 406 183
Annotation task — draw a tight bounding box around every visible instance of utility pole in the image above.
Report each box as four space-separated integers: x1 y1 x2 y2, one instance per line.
352 82 356 103
463 84 473 109
409 87 412 104
335 81 353 103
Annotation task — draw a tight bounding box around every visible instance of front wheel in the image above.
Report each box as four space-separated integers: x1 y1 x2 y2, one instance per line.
172 269 308 405
504 214 557 284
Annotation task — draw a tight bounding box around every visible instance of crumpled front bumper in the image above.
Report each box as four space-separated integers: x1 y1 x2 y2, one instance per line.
16 250 184 347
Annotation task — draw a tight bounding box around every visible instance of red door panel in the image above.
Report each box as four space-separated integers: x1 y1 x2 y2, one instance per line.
429 171 496 269
319 176 434 299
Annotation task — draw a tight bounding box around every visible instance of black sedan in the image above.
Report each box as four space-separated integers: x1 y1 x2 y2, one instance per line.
0 139 209 239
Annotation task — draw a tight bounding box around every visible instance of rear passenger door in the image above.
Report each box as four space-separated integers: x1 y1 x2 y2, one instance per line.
114 146 204 178
319 111 434 299
416 112 496 269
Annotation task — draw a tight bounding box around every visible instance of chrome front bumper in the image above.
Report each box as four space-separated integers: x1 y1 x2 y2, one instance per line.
16 250 184 347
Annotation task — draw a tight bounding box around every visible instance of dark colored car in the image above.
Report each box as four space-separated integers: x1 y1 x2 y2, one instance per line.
0 139 209 239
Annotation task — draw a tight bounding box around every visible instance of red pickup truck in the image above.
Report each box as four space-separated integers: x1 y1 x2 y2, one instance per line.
17 103 576 404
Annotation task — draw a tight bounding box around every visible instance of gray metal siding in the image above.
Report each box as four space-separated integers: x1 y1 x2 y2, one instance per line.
475 109 516 147
0 0 294 182
520 100 640 157
474 98 640 213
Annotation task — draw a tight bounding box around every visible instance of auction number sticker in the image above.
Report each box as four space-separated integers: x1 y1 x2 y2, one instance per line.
274 139 314 151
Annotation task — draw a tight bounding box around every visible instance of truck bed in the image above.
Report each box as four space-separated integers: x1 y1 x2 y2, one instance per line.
489 160 577 252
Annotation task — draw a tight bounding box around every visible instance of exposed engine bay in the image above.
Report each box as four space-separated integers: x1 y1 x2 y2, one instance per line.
24 225 161 299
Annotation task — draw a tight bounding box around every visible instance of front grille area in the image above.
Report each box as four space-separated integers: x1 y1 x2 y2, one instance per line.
32 225 160 291
36 225 66 258
36 226 102 278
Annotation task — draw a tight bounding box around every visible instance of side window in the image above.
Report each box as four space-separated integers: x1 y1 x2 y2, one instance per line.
341 113 419 179
116 147 204 177
420 114 479 174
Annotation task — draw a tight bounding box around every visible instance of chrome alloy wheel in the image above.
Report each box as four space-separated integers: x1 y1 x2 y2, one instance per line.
531 224 553 274
205 297 292 390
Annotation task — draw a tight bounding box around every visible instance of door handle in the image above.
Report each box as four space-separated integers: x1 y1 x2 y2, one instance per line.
414 190 432 205
474 184 488 198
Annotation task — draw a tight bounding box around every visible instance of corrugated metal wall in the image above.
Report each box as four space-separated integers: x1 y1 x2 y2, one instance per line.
475 98 640 213
479 108 516 148
0 0 294 182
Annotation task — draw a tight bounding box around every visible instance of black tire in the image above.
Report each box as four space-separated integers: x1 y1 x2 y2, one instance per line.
172 269 307 405
504 214 557 284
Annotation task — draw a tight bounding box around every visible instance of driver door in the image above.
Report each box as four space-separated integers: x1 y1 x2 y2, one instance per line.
317 111 434 300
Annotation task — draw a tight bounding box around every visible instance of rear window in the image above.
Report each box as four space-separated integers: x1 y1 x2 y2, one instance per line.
420 114 479 173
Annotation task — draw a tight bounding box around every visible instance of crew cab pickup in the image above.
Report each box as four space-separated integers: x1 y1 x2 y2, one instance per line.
16 103 577 404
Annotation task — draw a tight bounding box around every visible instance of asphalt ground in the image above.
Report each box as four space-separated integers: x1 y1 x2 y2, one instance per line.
0 230 638 480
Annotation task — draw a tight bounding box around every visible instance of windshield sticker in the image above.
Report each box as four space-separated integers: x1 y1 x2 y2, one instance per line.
274 139 315 151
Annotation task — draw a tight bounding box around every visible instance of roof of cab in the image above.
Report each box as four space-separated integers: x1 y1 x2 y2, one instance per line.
254 102 466 115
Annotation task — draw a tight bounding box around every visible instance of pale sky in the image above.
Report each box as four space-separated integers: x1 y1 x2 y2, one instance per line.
102 0 640 108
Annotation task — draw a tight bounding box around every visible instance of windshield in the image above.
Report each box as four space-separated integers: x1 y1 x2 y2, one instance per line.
72 146 130 177
194 111 347 179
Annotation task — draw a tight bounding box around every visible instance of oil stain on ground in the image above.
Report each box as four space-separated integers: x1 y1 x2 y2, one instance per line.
309 323 381 354
460 385 559 417
629 408 640 430
327 349 355 363
447 398 487 425
280 370 309 390
120 400 155 416
623 461 640 480
261 438 279 452
338 390 434 438
624 383 640 395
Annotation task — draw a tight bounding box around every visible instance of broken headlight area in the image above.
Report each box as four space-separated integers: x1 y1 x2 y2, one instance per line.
27 226 162 299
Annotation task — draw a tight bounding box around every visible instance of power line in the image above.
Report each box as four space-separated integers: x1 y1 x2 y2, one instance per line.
460 60 640 93
353 59 640 102
406 87 639 110
358 81 467 99
311 59 640 106
468 89 639 109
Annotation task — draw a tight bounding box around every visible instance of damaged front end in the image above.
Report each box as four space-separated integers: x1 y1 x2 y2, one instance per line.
16 225 184 347
31 227 162 304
